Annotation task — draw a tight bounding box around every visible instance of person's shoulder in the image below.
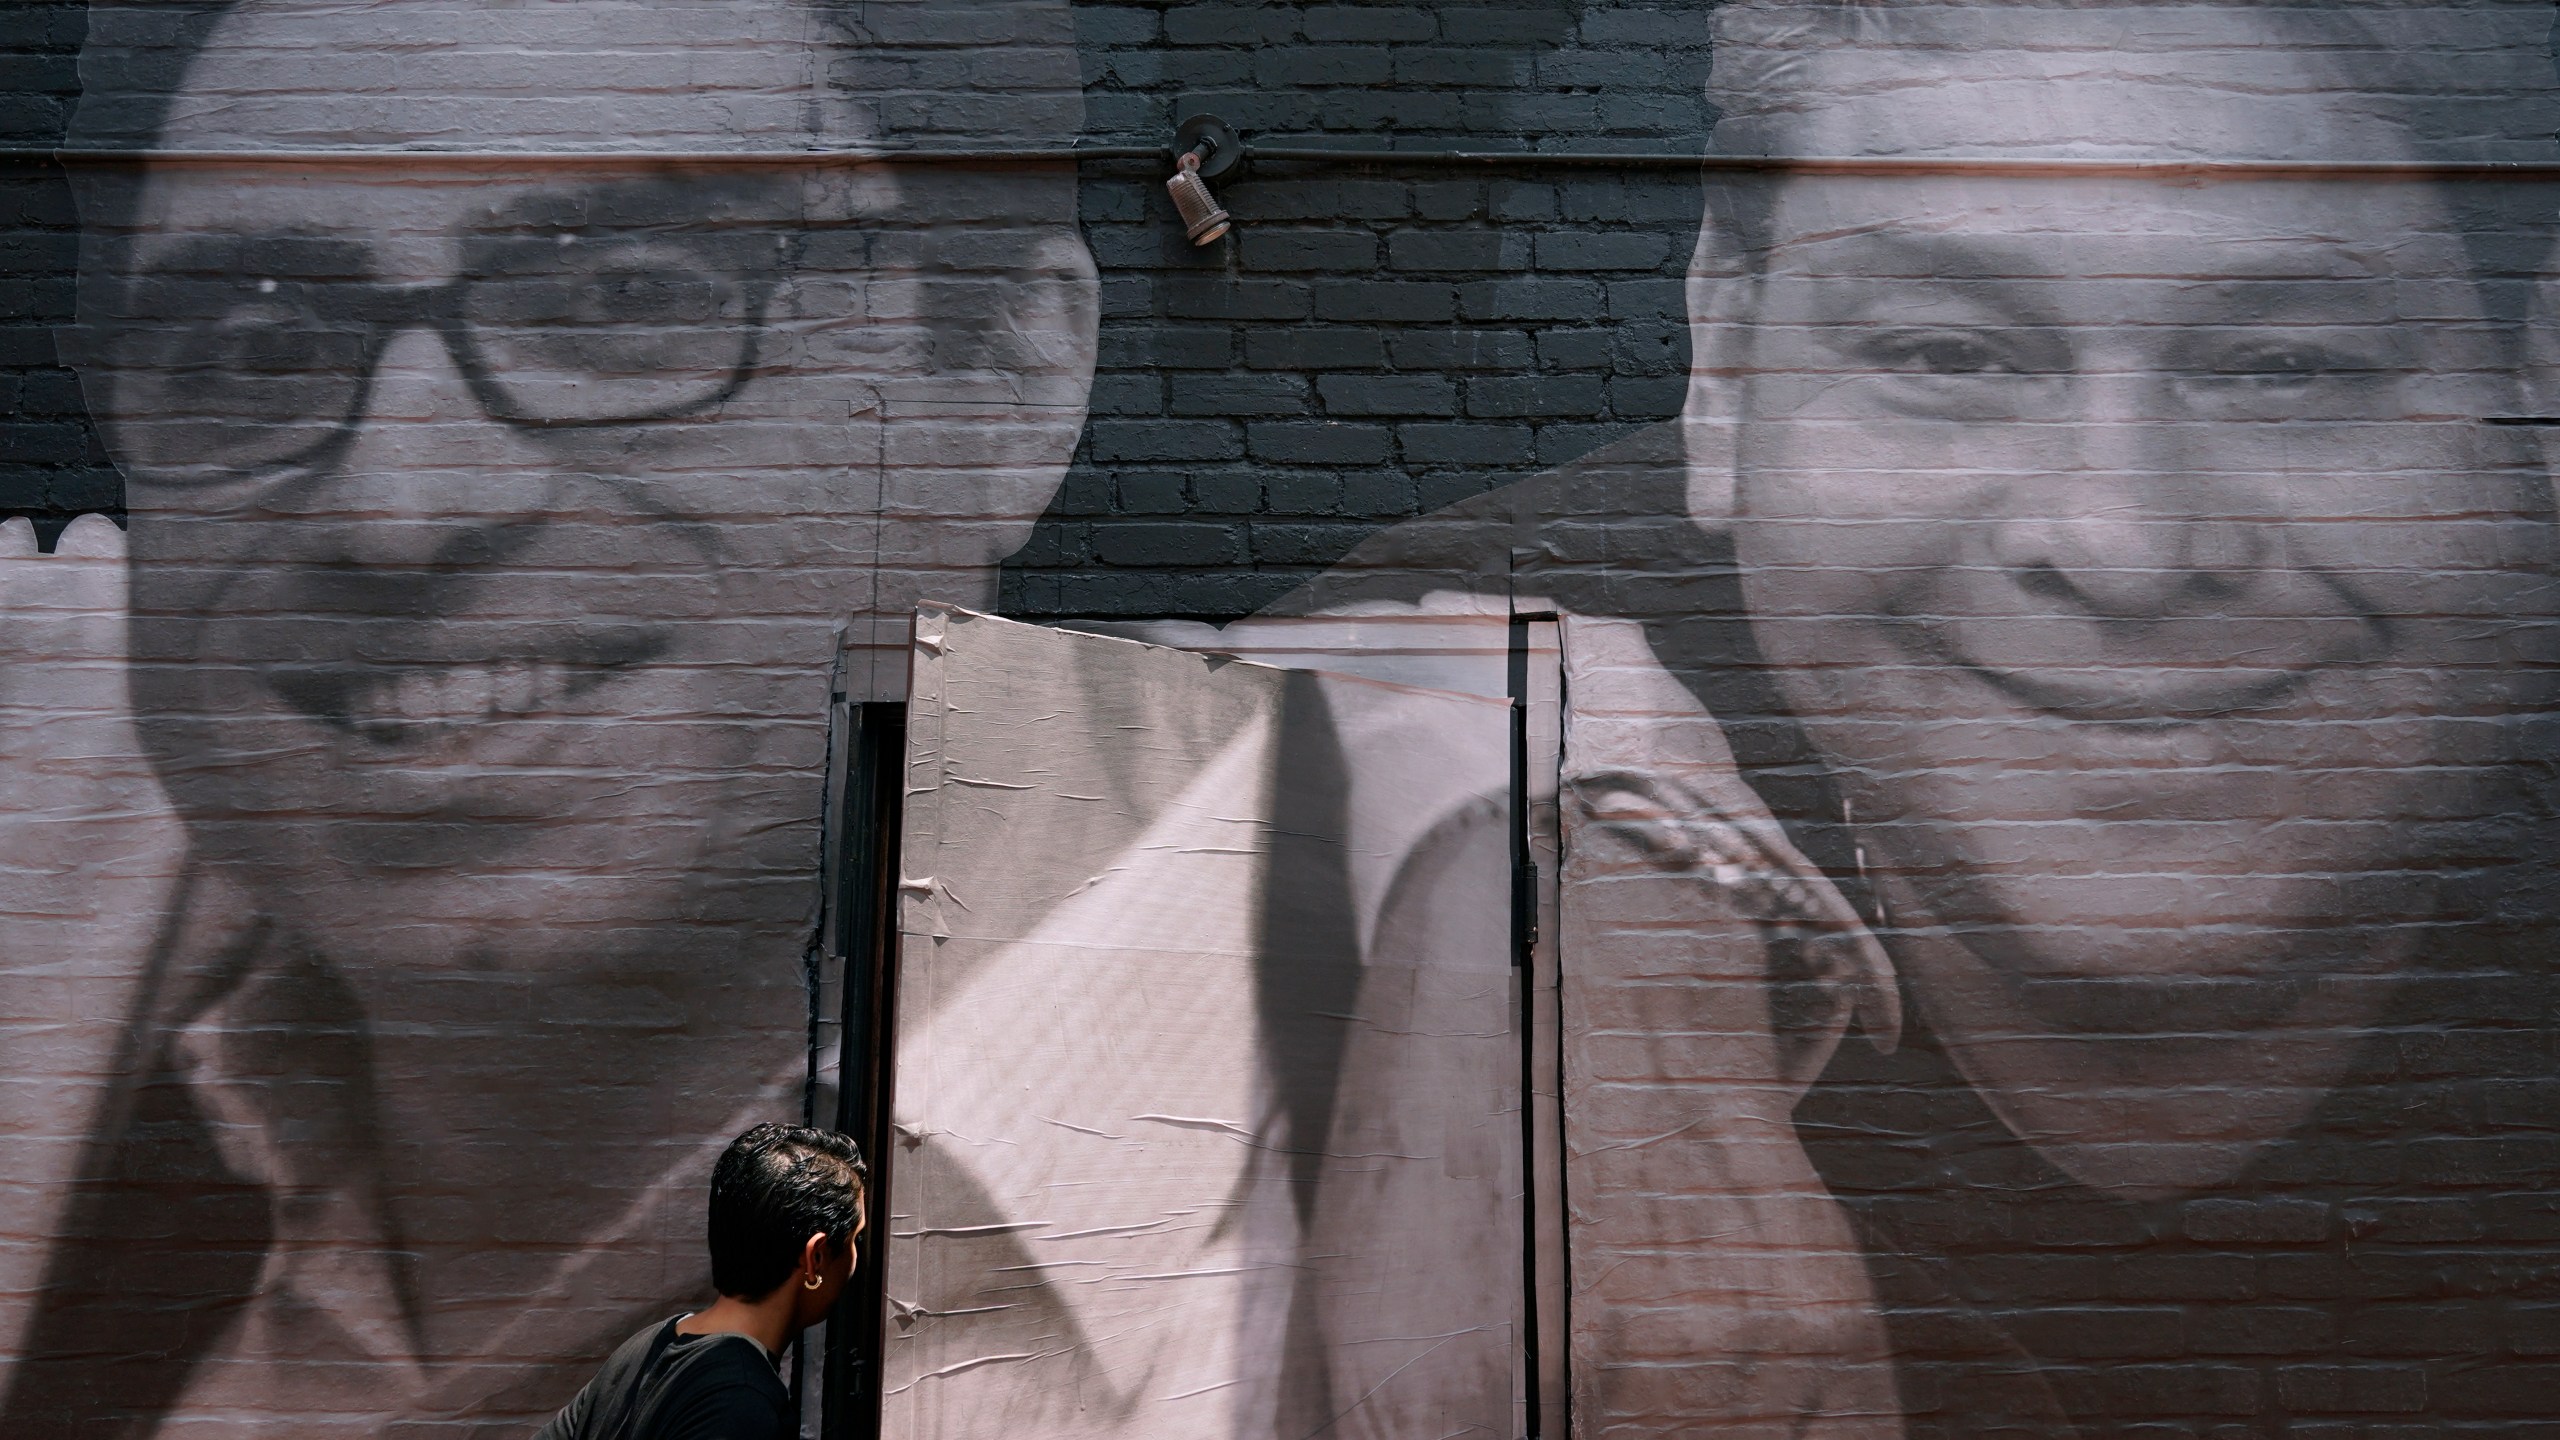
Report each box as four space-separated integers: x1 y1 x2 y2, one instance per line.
663 1331 785 1390
653 1334 790 1437
587 1315 681 1385
615 1316 683 1357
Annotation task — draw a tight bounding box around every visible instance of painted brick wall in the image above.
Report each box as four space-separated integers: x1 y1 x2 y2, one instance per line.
1000 1 1712 619
1 2 119 545
8 4 2560 1439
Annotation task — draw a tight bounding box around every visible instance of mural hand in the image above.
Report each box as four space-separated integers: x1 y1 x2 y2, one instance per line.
1558 614 1902 1439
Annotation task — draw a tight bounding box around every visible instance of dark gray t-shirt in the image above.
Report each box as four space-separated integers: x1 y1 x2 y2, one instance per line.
535 1317 790 1440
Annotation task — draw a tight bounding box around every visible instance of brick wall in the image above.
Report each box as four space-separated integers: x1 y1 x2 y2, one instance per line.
10 4 2560 1439
0 1 117 547
1001 0 1711 619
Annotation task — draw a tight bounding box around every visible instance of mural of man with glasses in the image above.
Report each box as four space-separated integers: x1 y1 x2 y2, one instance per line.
1276 2 2560 1434
8 0 1095 1434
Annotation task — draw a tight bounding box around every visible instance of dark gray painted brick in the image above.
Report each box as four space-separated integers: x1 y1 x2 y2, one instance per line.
1317 374 1459 417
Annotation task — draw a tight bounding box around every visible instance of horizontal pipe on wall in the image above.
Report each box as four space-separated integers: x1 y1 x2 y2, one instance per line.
0 146 1163 166
1246 150 2560 179
8 146 2560 179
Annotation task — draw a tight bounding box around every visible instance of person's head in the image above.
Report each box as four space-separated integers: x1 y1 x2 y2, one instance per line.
1683 0 2560 1179
63 0 1096 992
709 1123 869 1329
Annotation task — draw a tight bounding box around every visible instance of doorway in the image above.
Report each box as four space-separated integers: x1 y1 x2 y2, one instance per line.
817 609 1562 1439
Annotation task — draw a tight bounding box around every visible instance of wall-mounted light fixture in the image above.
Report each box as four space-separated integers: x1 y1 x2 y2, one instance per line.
1166 114 1239 246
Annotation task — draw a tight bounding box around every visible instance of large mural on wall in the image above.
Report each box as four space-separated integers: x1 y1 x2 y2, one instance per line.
4 0 2560 1437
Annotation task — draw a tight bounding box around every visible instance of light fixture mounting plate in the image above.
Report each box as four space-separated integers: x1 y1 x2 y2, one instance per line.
1174 114 1242 181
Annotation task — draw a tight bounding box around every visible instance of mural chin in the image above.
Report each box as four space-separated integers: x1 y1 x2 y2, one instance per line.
1865 849 2407 1194
1824 735 2430 1192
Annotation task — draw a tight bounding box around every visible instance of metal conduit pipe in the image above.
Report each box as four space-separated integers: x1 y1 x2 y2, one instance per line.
0 145 1168 166
8 146 2560 178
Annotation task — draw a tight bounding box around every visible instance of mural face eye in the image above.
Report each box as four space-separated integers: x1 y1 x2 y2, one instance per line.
458 231 770 425
1834 324 2058 420
2173 337 2401 421
1869 327 2022 376
110 273 375 476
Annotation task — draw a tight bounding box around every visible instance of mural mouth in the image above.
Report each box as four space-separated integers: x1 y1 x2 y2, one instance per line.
264 628 675 751
1893 612 2378 727
1878 573 2388 726
1952 657 2320 726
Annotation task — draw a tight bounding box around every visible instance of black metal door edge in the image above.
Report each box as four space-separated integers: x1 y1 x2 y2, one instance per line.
820 701 906 1440
1511 614 1569 1440
1509 616 1543 1440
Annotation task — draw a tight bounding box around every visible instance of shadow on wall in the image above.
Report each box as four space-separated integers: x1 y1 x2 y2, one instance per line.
999 0 1715 621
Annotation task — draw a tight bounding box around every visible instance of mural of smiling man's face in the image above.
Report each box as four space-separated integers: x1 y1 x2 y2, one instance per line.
1690 1 2560 1190
75 0 1096 995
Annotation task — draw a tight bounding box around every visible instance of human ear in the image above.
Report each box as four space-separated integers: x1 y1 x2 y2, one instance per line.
1682 214 1757 535
930 226 1098 429
880 226 1100 575
1000 229 1101 398
2524 259 2560 496
992 227 1102 494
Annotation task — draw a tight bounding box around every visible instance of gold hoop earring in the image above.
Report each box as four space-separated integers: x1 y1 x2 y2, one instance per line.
803 1273 824 1290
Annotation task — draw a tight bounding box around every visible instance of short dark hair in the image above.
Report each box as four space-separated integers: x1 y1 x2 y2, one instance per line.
707 1123 869 1300
1693 0 2560 293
